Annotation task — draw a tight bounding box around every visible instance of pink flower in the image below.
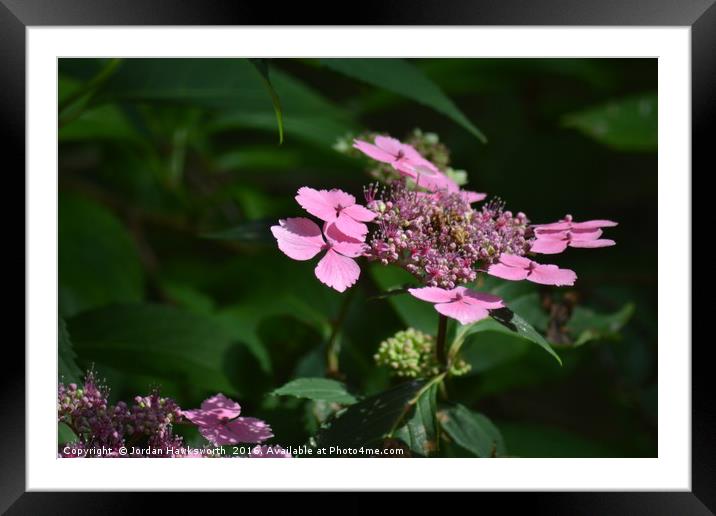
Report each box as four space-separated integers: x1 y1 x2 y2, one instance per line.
408 286 504 325
295 187 376 239
182 394 273 446
487 254 576 286
531 228 615 254
534 214 618 232
354 136 460 193
270 217 366 292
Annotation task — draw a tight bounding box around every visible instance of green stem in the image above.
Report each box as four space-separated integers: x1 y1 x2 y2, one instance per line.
447 323 472 366
325 288 356 379
436 314 448 368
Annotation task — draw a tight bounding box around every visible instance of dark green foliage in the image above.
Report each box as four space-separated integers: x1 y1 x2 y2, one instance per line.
58 58 657 457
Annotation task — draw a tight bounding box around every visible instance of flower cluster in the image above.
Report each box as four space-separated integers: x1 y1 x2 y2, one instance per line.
58 372 284 458
365 184 530 288
271 132 617 326
375 328 470 378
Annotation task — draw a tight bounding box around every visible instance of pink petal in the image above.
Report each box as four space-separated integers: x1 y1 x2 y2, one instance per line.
270 217 325 261
534 221 571 231
405 164 458 192
460 288 505 309
532 229 570 240
408 286 457 303
353 139 396 163
569 239 616 249
530 238 569 254
200 393 242 419
327 188 356 209
225 417 274 443
324 223 367 258
374 135 405 156
435 300 489 325
569 228 604 241
314 249 360 292
341 203 377 222
462 191 487 203
498 254 532 268
181 410 217 427
528 264 577 286
571 219 618 230
197 417 273 446
295 187 340 222
487 263 530 281
335 212 369 239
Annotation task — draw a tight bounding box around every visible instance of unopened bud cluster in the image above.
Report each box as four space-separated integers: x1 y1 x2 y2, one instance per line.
374 328 470 378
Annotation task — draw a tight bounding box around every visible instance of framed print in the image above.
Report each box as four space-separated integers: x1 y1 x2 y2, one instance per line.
3 0 710 511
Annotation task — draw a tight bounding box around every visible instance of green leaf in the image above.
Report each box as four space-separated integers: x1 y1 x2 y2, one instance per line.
394 382 439 456
568 303 635 347
562 92 657 151
320 58 487 142
58 317 83 384
249 59 284 144
271 377 357 405
315 379 425 450
58 422 79 445
59 194 144 317
455 308 562 366
68 303 245 394
439 404 506 457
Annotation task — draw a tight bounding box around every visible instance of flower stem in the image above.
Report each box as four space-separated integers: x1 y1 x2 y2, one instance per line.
325 288 356 379
436 314 448 368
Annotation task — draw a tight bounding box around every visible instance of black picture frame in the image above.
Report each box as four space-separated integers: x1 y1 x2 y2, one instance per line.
2 0 709 512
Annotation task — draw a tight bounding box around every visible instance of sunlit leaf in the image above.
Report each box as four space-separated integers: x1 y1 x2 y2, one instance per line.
272 377 357 405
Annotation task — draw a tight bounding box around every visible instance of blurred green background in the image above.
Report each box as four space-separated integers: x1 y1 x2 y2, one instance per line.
58 58 657 457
